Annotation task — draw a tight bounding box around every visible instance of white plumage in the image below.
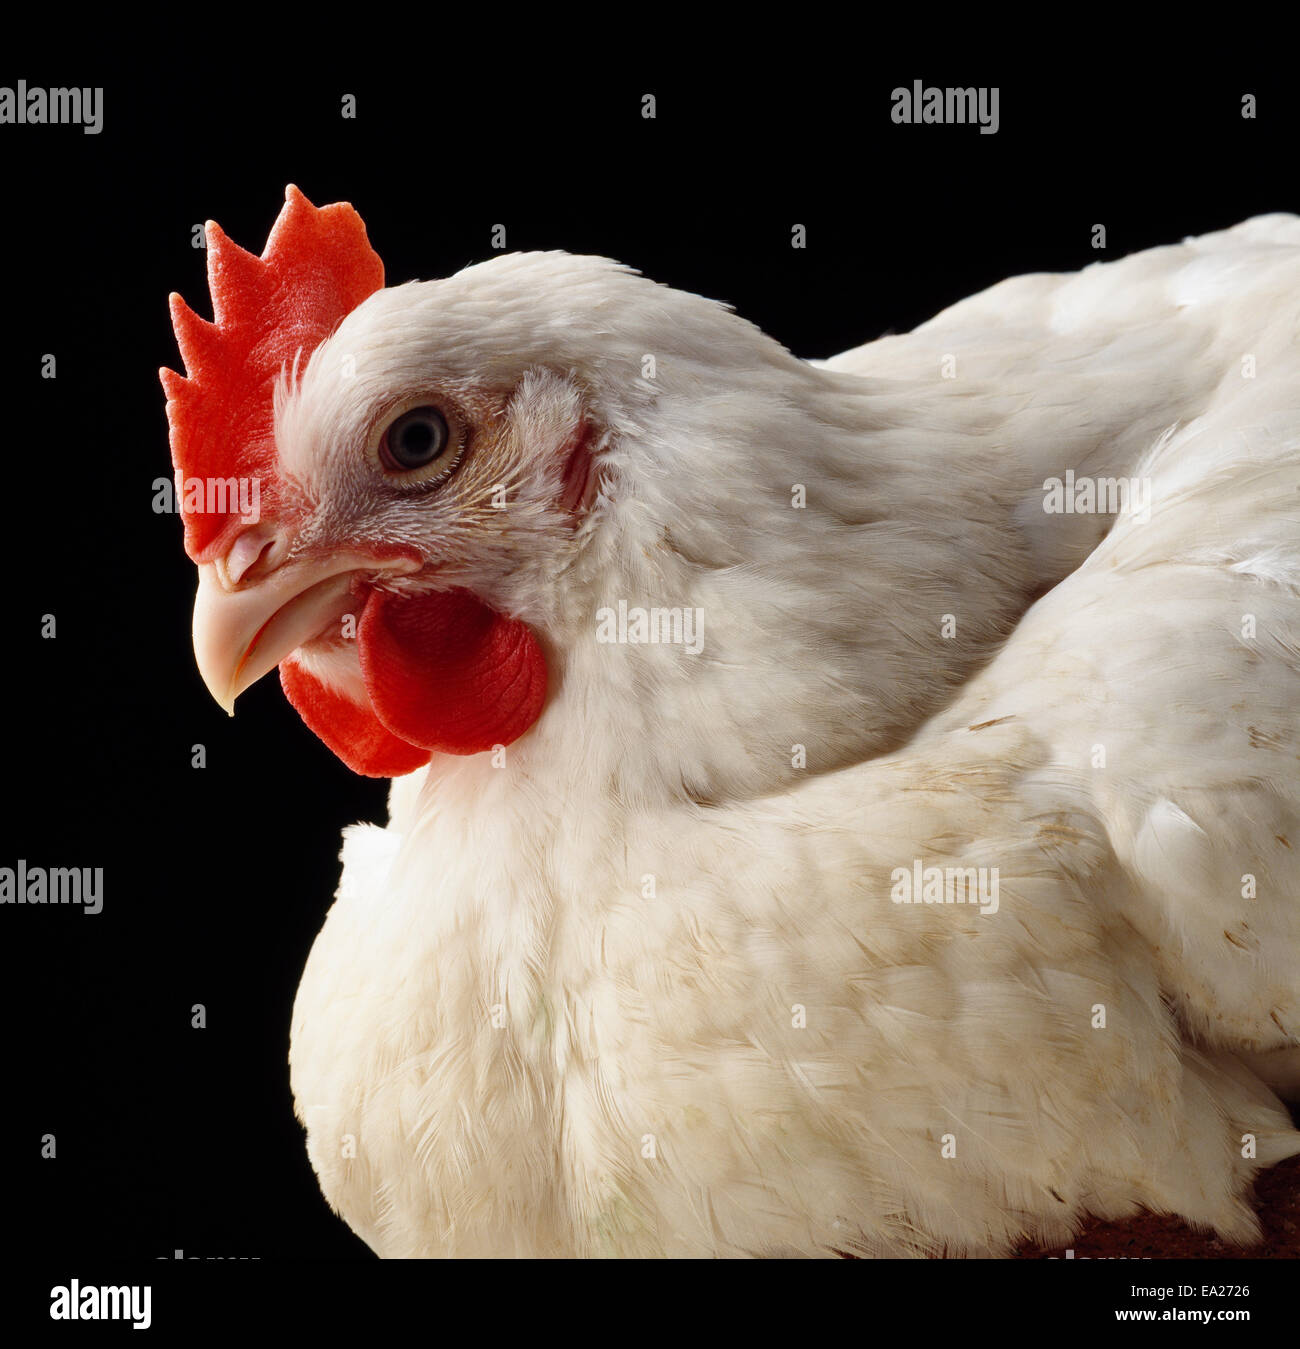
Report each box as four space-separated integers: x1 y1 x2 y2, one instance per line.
249 217 1300 1256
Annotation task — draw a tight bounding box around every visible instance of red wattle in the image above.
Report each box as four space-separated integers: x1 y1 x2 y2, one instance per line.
358 589 547 756
280 659 432 778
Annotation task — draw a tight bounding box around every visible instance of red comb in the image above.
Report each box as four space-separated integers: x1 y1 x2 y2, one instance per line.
160 185 384 561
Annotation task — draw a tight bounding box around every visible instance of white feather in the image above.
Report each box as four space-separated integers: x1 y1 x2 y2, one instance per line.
285 218 1300 1256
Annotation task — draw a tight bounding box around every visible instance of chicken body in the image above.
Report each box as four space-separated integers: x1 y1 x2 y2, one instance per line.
249 217 1300 1256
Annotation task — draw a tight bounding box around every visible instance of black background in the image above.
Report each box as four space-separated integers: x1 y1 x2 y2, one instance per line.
1 53 1294 1269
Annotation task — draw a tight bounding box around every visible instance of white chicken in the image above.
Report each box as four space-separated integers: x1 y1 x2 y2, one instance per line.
163 188 1300 1257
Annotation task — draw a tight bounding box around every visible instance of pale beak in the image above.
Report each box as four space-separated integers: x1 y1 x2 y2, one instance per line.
192 552 418 714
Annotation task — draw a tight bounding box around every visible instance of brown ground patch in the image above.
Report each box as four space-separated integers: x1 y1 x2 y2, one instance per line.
1018 1154 1300 1259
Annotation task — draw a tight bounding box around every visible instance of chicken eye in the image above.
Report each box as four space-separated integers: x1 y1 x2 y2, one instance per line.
380 406 451 472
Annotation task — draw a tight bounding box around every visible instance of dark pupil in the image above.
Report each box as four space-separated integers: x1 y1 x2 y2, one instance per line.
397 416 440 464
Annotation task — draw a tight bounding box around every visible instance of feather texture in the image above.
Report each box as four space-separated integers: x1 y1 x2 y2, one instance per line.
277 218 1300 1256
